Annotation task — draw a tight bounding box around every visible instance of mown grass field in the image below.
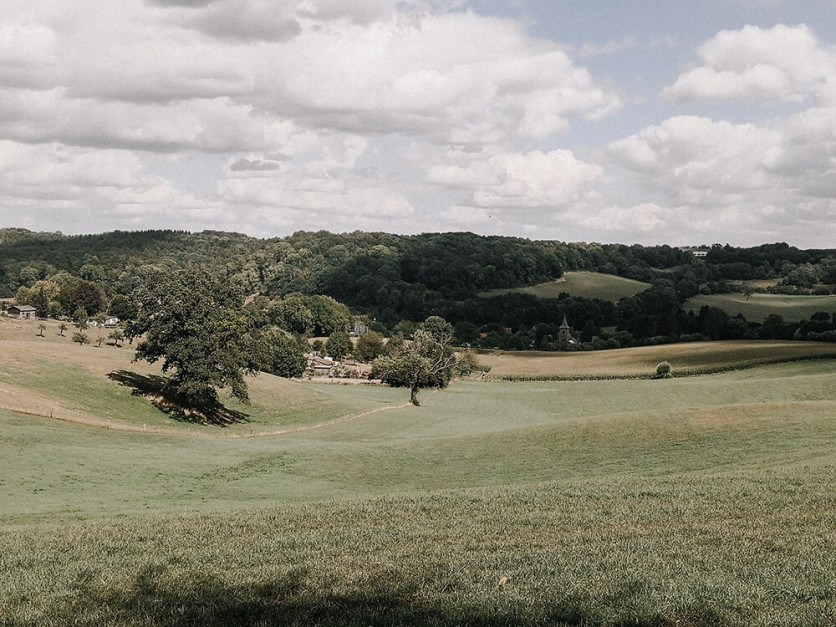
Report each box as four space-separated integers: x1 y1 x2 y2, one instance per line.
685 292 836 322
2 315 836 625
0 318 405 435
479 271 650 301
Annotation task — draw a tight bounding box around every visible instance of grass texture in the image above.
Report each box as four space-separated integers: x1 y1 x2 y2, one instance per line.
2 316 836 624
685 292 836 322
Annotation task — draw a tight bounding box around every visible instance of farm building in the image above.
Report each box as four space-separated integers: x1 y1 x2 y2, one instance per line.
307 356 337 376
7 305 37 320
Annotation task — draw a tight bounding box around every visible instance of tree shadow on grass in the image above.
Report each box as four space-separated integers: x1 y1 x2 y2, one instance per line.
107 370 249 427
50 565 724 627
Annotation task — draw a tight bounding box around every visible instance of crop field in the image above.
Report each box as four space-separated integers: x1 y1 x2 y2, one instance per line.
479 339 836 379
479 271 650 301
2 316 836 625
685 292 836 322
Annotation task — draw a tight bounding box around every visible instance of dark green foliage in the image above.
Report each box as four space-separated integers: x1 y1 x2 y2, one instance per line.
325 331 352 361
372 317 459 405
1 228 833 347
353 331 387 363
263 332 306 378
72 331 90 346
655 361 672 378
72 307 88 330
126 270 263 407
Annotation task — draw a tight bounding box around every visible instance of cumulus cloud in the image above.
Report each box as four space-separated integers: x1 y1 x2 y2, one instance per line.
1 3 834 246
663 24 836 104
427 149 602 209
604 111 836 244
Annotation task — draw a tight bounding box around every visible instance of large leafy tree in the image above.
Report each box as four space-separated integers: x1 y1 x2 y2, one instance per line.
371 316 459 406
263 331 307 378
125 270 263 407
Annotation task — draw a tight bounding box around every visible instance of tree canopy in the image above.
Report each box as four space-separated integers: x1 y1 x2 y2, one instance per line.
371 317 459 405
125 270 263 407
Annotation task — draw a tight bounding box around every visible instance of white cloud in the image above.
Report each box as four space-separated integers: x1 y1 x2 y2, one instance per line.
604 112 836 244
427 149 602 210
663 24 836 104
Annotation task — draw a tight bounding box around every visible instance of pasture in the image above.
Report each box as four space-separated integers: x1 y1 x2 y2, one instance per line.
479 271 650 301
2 315 836 625
685 292 836 322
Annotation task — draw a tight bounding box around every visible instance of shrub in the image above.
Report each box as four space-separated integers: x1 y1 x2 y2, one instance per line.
655 361 672 378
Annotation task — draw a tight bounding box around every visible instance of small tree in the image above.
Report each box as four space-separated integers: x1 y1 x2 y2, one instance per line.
72 332 90 346
73 307 88 330
37 324 46 337
371 317 459 406
58 323 67 337
108 330 124 347
655 361 672 379
326 330 352 361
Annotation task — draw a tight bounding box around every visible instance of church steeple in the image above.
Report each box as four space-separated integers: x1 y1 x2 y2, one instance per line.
558 316 572 343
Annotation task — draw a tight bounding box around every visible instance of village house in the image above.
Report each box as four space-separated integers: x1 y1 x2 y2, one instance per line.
307 355 337 376
7 305 37 320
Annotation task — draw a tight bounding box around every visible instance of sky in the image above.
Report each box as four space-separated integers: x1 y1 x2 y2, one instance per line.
1 0 835 247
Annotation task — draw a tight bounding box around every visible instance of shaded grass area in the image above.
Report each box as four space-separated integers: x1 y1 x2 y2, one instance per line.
2 470 835 626
107 370 249 426
479 271 650 302
684 292 836 322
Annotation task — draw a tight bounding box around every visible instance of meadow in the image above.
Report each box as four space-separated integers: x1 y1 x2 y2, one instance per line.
478 271 650 301
684 292 836 322
2 316 836 625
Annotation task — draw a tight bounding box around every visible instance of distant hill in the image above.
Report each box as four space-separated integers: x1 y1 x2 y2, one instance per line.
479 271 650 302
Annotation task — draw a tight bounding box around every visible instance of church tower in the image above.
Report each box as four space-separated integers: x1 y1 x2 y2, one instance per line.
558 316 572 344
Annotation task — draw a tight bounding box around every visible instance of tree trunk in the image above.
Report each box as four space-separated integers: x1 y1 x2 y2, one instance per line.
410 385 420 406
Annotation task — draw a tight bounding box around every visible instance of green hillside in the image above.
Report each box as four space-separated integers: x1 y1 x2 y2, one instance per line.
479 271 650 301
685 292 836 322
2 317 836 624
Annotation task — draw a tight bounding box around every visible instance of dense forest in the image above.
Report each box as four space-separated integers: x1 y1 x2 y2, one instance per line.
2 228 835 349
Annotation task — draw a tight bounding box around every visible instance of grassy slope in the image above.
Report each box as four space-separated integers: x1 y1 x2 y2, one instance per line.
3 316 836 624
2 360 835 624
479 271 650 301
0 317 405 435
685 292 836 322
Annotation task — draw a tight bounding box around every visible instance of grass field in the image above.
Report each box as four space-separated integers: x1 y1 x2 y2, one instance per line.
479 271 650 301
2 315 836 624
685 292 836 322
479 340 836 379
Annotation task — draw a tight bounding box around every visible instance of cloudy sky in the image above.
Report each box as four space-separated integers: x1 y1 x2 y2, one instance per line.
1 0 835 246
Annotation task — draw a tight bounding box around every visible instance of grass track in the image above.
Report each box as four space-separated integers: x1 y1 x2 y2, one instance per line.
479 271 650 301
